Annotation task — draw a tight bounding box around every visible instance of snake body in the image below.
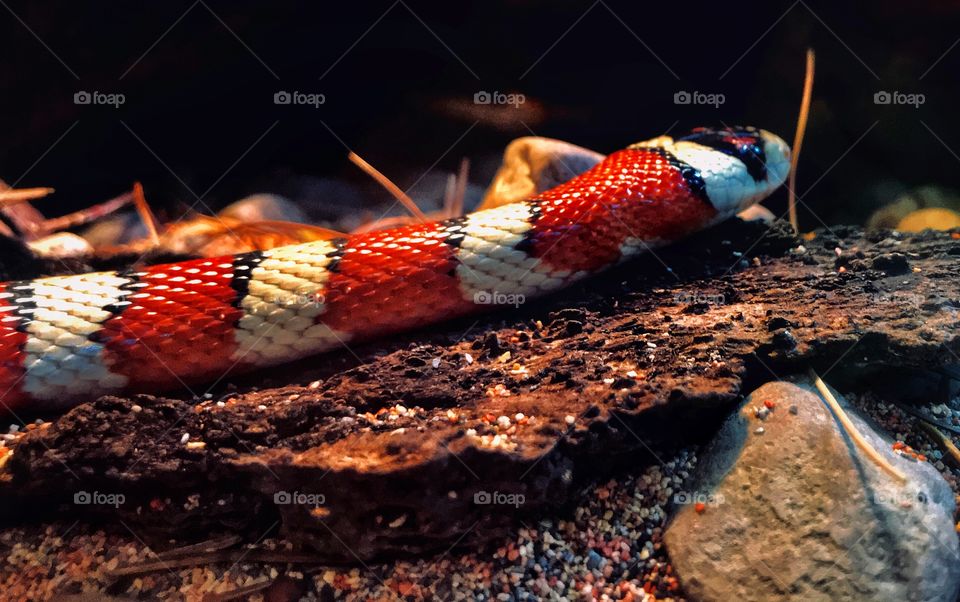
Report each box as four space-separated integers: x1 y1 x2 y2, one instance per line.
0 127 790 412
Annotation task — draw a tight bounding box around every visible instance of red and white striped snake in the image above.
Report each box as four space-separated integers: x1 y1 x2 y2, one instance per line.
0 127 790 413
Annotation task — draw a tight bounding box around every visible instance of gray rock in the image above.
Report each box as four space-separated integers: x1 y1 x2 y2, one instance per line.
665 379 960 602
219 193 308 224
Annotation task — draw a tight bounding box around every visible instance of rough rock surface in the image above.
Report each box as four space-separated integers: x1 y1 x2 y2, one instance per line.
665 380 960 602
4 222 960 561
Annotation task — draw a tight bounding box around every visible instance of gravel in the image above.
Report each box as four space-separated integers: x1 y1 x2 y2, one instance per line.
0 450 699 600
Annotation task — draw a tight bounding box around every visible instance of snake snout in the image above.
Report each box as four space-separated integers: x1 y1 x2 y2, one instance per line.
758 129 791 190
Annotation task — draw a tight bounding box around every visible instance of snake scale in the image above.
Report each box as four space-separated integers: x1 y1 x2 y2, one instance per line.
0 126 790 412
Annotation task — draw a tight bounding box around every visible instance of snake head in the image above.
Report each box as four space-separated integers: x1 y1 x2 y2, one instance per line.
633 126 791 217
674 126 791 215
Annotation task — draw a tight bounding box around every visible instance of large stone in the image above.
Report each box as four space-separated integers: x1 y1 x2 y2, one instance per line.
665 380 960 601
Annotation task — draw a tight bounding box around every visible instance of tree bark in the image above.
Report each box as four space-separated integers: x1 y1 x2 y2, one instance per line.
4 220 959 561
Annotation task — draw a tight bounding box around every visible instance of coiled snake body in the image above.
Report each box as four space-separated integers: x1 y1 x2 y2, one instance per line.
0 127 790 412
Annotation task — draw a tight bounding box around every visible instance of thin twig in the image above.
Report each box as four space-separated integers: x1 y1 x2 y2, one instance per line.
919 422 960 467
42 191 134 232
132 181 161 245
107 550 334 578
442 173 457 218
349 151 428 223
157 534 243 559
0 178 48 239
451 157 469 218
0 187 55 206
808 369 907 483
789 48 815 234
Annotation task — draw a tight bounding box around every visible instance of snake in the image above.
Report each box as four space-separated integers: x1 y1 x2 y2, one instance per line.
0 126 790 413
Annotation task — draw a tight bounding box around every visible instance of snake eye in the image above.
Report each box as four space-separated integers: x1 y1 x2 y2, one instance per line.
676 127 767 182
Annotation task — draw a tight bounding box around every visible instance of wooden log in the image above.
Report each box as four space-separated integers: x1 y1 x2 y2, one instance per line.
4 220 959 561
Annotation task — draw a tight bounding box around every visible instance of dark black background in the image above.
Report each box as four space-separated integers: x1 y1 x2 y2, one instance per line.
0 1 957 226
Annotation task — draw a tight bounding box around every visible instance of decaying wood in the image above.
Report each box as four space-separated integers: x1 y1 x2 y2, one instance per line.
3 220 960 561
